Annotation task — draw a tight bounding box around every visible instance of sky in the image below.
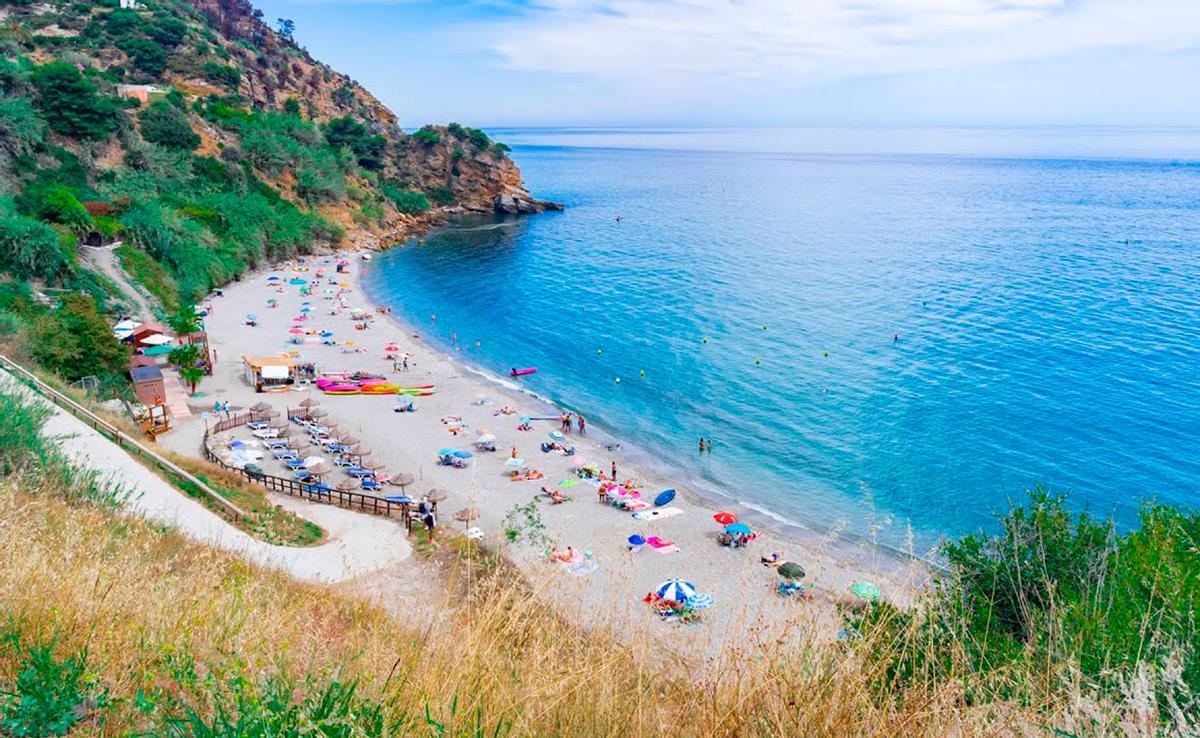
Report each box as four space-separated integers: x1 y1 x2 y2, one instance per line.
252 0 1200 129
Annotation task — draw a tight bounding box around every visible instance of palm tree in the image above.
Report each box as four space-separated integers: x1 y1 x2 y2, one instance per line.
168 304 202 336
180 365 204 395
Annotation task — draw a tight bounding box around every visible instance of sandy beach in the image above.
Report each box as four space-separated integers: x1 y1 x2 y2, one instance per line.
162 250 923 652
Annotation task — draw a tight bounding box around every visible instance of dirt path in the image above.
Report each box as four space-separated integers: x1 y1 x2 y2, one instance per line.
80 244 157 320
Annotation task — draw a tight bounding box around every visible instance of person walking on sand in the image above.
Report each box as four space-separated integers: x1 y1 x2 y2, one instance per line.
511 447 519 459
578 415 586 434
611 460 618 481
419 496 436 541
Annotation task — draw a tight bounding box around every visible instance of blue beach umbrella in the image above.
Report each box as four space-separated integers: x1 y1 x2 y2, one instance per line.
267 275 280 282
245 313 258 321
437 447 457 457
724 522 753 536
653 489 676 507
320 331 333 338
453 449 473 459
301 307 311 313
628 534 646 546
655 579 696 603
289 277 307 285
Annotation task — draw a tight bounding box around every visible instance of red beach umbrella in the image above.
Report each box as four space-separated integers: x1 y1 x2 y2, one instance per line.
713 512 738 526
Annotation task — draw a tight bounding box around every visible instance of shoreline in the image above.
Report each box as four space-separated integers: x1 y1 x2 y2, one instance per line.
360 232 938 573
175 248 925 653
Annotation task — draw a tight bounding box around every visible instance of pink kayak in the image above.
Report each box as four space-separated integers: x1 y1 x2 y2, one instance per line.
509 367 537 377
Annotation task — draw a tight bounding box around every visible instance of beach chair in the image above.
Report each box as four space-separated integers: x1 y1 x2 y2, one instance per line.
283 459 304 470
360 477 380 491
262 439 288 449
293 470 312 481
346 467 374 478
251 428 279 439
247 420 269 430
272 449 298 460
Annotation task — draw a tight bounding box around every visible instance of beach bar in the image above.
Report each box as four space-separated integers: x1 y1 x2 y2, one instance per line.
242 355 297 392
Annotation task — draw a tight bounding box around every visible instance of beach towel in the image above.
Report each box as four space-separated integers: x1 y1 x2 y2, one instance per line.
632 508 682 522
624 500 650 512
559 553 598 576
646 536 680 554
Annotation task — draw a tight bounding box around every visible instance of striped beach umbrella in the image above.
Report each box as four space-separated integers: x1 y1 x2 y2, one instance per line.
655 579 696 603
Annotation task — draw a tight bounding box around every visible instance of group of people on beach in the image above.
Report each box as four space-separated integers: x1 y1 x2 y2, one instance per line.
559 412 586 434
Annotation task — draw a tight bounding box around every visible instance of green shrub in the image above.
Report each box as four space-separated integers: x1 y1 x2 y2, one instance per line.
0 97 46 158
0 635 109 737
116 243 179 311
30 62 120 140
381 184 430 215
147 16 187 48
410 126 440 145
0 216 70 281
426 185 454 206
139 99 199 151
201 62 240 90
323 116 385 170
117 37 168 77
30 292 129 381
104 7 141 36
17 183 91 232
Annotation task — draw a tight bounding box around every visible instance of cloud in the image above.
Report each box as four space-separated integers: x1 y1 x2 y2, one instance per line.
485 0 1200 88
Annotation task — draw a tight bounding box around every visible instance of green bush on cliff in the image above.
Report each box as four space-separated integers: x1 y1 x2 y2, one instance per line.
139 100 199 151
29 293 129 382
201 62 240 90
0 216 70 281
30 62 120 140
0 97 47 158
381 184 430 215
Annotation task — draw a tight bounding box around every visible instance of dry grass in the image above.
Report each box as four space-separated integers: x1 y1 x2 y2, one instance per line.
0 472 1153 737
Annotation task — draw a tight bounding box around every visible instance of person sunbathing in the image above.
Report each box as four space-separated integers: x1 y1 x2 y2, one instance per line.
495 406 516 415
761 551 784 567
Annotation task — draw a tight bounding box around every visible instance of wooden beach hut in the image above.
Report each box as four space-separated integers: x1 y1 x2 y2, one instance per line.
242 356 297 393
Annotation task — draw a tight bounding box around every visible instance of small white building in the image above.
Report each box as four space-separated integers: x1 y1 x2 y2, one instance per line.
119 0 145 9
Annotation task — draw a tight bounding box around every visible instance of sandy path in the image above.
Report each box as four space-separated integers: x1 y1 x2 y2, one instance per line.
79 244 156 321
2 372 413 585
170 254 926 651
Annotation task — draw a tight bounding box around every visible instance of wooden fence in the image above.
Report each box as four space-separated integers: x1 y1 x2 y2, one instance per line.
0 353 249 520
204 413 412 530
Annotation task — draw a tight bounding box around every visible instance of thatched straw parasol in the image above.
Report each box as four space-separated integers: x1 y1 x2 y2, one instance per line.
309 407 328 419
268 416 288 428
307 460 333 477
453 506 477 528
299 397 320 408
336 478 359 492
250 401 271 412
339 435 359 446
393 473 415 491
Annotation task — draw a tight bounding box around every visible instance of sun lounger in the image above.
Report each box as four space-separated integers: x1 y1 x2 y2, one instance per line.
247 420 269 430
346 467 374 478
251 428 279 439
272 449 298 460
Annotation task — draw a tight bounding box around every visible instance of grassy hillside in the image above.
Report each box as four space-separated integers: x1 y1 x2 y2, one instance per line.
1 382 1198 735
0 0 552 313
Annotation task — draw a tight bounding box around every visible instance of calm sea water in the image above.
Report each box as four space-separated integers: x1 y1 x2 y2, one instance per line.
363 127 1200 552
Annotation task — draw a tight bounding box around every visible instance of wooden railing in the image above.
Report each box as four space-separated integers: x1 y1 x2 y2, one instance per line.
0 353 249 520
203 413 412 530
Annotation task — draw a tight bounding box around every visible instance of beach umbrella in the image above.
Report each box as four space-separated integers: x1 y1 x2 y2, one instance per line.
849 581 881 602
474 433 496 444
426 488 447 503
246 313 258 322
713 512 738 526
437 447 457 457
303 456 325 469
558 479 578 488
267 276 281 282
309 408 328 419
653 489 676 507
393 472 415 490
778 562 806 580
505 457 525 470
336 478 359 492
452 449 473 459
361 460 385 470
724 522 753 536
384 344 400 352
307 460 333 477
339 435 359 446
288 327 304 335
628 534 646 547
289 277 307 285
301 307 312 313
655 579 696 603
453 507 479 528
299 398 320 408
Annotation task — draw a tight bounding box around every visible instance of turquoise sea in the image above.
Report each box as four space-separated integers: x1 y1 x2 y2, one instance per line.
363 127 1200 553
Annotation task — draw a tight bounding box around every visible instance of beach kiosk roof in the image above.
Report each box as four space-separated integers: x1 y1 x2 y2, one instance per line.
243 355 297 392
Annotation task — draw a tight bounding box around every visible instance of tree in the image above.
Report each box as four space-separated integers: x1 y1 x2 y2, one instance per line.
30 293 129 382
282 97 300 117
323 116 384 169
169 343 204 393
167 303 201 335
29 62 120 141
139 100 200 151
118 37 168 77
276 18 295 40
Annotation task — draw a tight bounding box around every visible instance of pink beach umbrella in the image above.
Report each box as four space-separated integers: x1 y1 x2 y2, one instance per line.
288 327 304 335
